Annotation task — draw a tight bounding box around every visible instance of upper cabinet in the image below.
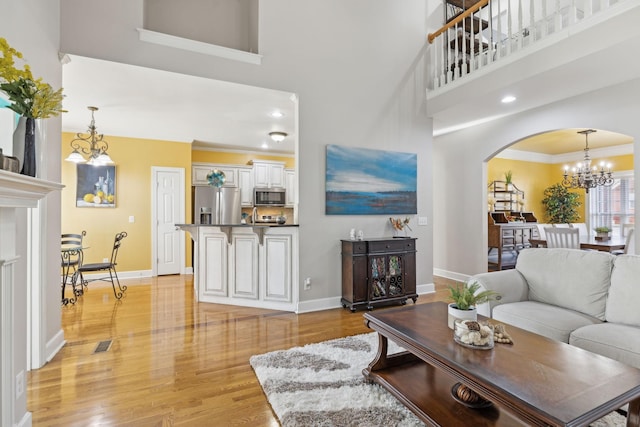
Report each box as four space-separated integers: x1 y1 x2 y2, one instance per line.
192 163 238 187
252 160 285 188
284 168 296 207
237 166 254 206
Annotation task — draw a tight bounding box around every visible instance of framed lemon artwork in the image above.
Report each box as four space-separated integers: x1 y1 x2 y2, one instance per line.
75 164 116 208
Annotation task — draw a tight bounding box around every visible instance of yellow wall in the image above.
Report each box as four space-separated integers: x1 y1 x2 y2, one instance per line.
61 133 192 273
192 150 294 168
61 140 297 274
488 158 559 222
488 153 634 223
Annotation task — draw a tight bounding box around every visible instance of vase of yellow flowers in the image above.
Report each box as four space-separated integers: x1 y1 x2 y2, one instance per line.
0 37 64 177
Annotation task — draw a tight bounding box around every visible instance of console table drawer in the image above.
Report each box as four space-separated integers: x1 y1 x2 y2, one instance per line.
368 239 415 253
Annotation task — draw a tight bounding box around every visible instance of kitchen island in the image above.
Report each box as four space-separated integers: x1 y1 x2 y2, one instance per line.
177 223 299 312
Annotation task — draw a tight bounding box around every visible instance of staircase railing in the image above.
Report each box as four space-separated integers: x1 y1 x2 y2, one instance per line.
427 0 624 93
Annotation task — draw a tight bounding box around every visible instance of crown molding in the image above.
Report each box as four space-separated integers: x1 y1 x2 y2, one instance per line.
496 144 633 164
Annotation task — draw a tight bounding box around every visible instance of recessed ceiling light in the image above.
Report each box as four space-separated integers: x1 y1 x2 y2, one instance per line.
501 95 516 104
271 111 284 118
261 142 269 149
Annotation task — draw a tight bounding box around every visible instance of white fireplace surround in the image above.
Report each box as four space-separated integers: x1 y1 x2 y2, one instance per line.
0 170 62 427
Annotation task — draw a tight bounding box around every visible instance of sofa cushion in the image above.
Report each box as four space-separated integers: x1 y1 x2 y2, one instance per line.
492 301 602 343
606 255 640 326
570 323 640 369
516 248 614 320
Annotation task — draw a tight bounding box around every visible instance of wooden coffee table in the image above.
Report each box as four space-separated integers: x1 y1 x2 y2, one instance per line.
363 302 640 426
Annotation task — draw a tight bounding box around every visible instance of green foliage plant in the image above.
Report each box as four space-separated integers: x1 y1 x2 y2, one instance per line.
0 37 65 119
595 226 611 233
542 183 581 224
504 170 513 184
447 281 499 311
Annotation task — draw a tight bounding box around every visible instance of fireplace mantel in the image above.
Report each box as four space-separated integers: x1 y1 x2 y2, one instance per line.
0 169 62 427
0 169 64 207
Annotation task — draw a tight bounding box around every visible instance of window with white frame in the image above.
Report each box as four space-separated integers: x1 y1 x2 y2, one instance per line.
588 170 635 237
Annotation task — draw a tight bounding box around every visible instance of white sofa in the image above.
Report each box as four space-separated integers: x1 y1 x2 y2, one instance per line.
472 248 640 369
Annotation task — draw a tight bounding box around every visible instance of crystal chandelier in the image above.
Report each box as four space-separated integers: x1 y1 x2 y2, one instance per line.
561 129 613 193
65 106 113 165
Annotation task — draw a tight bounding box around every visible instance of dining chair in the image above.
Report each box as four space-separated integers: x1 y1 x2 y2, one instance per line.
570 223 589 236
552 223 571 228
544 227 580 249
614 228 635 255
60 231 86 304
535 224 549 240
78 231 128 300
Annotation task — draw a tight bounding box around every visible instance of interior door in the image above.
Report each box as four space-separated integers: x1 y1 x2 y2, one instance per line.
153 167 185 275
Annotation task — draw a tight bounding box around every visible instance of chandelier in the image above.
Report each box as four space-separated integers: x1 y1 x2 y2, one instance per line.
561 129 613 193
65 106 113 165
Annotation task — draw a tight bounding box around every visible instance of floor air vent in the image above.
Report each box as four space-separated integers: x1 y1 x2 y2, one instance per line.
93 340 112 354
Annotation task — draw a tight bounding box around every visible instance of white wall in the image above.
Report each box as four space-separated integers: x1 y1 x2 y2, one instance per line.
434 78 640 278
59 0 435 304
1 0 63 423
143 0 259 53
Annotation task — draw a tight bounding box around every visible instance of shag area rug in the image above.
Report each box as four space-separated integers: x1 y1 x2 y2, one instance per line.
250 332 627 427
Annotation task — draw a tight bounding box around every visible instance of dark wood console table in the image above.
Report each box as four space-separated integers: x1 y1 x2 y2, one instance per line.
341 237 417 312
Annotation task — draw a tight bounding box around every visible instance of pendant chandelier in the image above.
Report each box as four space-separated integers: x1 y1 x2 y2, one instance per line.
561 129 613 193
65 106 113 166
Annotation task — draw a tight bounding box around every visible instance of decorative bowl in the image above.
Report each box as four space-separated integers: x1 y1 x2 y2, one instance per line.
454 319 494 350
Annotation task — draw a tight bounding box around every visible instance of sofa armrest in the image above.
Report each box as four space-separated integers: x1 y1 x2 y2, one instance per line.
471 269 529 318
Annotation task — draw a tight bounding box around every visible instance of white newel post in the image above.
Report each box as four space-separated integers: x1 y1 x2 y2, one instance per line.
0 170 62 427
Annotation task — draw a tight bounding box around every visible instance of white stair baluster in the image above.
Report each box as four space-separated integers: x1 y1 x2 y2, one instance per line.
583 0 593 19
555 0 562 32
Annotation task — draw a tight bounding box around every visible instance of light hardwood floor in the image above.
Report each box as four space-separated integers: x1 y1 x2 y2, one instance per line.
28 275 455 426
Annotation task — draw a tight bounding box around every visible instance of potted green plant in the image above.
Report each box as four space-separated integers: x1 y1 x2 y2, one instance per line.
595 226 611 240
504 170 513 190
447 281 499 329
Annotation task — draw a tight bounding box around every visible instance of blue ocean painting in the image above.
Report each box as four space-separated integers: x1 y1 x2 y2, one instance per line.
326 144 417 215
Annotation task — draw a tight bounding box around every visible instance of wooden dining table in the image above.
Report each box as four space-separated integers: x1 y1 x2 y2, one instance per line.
528 235 626 252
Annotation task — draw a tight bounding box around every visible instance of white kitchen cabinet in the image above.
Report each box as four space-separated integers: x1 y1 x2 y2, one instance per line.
252 160 285 188
198 229 228 299
261 233 292 302
237 166 254 206
192 163 237 187
229 232 259 299
182 225 298 311
284 168 296 207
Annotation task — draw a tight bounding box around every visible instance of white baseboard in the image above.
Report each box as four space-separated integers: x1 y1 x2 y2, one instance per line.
296 296 342 313
83 269 153 281
16 411 32 427
45 329 66 364
433 268 471 283
297 284 435 314
417 283 435 294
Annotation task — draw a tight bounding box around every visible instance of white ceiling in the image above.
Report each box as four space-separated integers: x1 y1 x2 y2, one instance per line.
61 20 637 159
61 55 297 155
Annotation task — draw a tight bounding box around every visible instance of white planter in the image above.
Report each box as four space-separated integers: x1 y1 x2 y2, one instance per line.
447 303 477 329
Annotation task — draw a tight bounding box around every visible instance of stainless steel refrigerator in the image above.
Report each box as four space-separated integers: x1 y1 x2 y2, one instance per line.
193 186 241 225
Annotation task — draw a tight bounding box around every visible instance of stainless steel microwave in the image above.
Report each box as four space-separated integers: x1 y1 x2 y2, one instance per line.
254 188 286 206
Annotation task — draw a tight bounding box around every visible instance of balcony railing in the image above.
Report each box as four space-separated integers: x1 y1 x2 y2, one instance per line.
427 0 625 93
